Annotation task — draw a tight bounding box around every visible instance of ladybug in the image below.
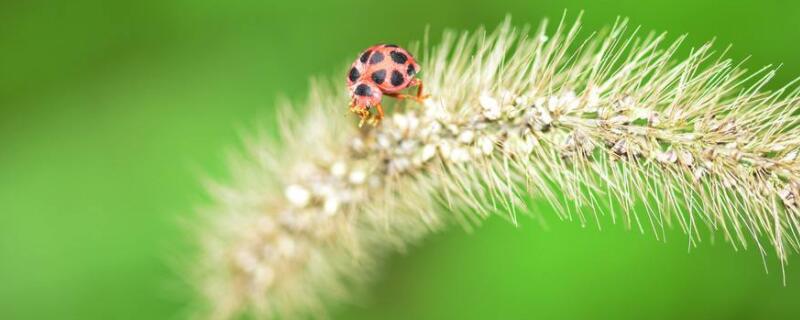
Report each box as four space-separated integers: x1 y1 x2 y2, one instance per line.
347 44 426 126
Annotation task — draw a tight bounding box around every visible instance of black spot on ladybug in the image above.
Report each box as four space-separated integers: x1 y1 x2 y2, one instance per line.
354 83 372 96
390 51 408 64
384 44 398 48
348 67 360 82
391 70 405 86
359 50 371 63
371 69 386 84
369 52 384 64
407 64 416 76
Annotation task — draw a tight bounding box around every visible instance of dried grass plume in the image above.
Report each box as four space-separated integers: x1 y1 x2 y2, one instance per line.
194 15 800 319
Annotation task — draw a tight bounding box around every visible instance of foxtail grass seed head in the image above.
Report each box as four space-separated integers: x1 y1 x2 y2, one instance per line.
194 15 800 319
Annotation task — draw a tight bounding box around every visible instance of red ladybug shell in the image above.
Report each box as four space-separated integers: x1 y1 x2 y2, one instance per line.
347 44 420 94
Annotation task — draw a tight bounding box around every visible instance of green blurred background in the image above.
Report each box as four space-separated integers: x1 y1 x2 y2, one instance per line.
2 1 800 319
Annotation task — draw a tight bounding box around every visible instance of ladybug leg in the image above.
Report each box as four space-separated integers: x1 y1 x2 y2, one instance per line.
358 108 370 127
370 103 384 126
385 79 429 103
385 92 420 102
349 102 370 127
413 78 429 101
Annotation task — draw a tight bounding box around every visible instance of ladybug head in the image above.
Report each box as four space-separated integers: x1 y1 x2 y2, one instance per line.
350 81 382 108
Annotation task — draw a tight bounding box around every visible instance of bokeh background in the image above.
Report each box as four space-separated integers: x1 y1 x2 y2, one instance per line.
3 0 800 319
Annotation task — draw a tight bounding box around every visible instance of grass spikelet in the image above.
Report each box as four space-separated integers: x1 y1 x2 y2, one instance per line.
194 15 800 319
